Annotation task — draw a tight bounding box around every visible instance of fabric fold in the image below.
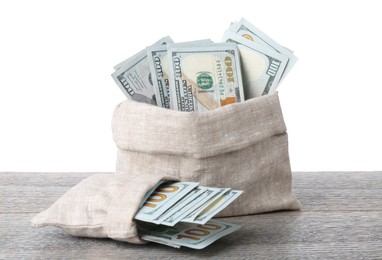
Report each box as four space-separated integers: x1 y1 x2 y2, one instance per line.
112 92 287 158
113 92 300 217
32 172 178 244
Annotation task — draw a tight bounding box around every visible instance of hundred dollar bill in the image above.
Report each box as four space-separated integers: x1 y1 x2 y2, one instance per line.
152 186 207 225
228 18 297 81
138 180 166 209
135 182 198 222
138 233 180 248
138 219 242 249
167 43 244 112
160 186 221 226
222 31 288 98
193 190 243 225
111 36 173 104
147 39 212 109
181 188 230 223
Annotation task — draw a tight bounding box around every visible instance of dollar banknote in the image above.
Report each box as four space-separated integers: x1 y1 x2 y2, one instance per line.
146 45 171 108
112 19 296 105
167 43 244 112
134 182 199 222
147 39 212 109
222 31 288 98
152 186 207 225
138 180 166 209
159 186 222 226
138 219 242 249
134 181 243 248
111 36 173 105
228 18 297 81
192 190 243 224
181 188 230 223
134 181 241 225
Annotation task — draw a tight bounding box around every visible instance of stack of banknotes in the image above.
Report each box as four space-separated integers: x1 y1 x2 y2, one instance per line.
135 181 242 249
112 17 297 112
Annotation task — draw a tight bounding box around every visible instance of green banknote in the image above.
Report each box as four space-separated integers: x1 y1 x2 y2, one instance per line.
111 36 173 105
147 39 212 109
134 182 199 222
167 43 244 112
139 219 241 249
193 190 243 224
160 186 220 226
228 17 297 81
222 31 288 98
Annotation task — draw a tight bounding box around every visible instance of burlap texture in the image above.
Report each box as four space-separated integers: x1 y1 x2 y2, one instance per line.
32 92 300 244
113 92 300 217
32 172 178 244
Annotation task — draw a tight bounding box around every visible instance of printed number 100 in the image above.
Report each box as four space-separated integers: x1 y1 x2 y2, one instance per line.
144 185 179 208
177 223 222 241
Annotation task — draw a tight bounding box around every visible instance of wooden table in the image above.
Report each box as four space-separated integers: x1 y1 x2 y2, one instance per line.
1 172 381 259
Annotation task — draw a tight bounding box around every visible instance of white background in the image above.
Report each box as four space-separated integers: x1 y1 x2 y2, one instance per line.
1 0 381 172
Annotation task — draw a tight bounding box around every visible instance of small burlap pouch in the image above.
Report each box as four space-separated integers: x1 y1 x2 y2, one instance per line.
32 172 178 244
113 92 300 217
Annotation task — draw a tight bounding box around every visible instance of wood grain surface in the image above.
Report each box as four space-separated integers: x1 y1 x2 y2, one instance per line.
1 172 381 259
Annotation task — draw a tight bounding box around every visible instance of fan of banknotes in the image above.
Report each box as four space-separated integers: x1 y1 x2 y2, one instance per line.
135 181 243 249
111 17 297 112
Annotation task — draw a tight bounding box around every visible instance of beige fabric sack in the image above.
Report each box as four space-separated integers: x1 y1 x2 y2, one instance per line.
32 92 300 244
32 172 178 244
113 92 300 217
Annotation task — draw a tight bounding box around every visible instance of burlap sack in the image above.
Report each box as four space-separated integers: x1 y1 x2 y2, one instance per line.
32 172 178 244
33 92 300 244
112 92 301 217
